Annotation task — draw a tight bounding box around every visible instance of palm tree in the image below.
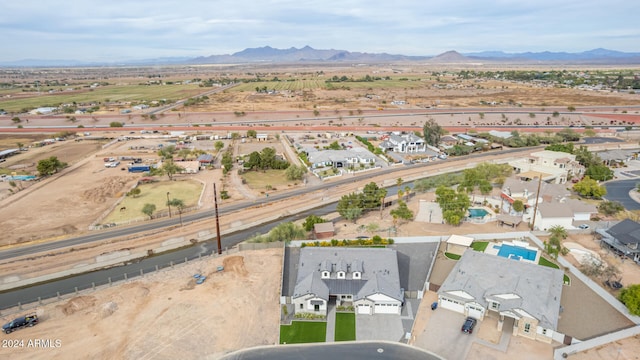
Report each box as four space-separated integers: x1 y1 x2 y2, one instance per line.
548 225 568 240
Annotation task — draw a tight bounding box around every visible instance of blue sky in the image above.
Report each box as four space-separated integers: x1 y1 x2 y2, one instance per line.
1 0 638 62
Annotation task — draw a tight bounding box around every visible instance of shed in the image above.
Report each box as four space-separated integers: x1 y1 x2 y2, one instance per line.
197 154 214 165
446 234 474 255
313 222 335 239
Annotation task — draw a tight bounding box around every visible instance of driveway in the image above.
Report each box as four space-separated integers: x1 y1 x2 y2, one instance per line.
603 179 640 210
356 314 405 342
413 309 476 359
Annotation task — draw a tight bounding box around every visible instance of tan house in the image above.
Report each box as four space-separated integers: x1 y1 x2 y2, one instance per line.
445 235 474 256
508 150 584 184
437 251 564 343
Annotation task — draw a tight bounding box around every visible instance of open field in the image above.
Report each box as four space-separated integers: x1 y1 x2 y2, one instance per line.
241 169 295 192
102 179 203 224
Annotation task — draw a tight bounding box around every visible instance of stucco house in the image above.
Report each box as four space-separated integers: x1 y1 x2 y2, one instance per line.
597 219 640 263
501 177 570 208
304 148 376 169
292 247 404 316
508 150 584 184
531 199 597 231
379 133 426 153
437 251 564 343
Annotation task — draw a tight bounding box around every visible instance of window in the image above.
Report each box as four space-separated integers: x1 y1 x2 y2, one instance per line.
321 271 330 279
337 271 345 279
300 304 303 309
524 323 531 333
314 304 320 312
542 329 547 335
490 301 500 310
353 272 361 279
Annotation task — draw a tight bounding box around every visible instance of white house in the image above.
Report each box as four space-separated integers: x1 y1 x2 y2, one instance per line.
304 148 376 169
438 251 564 343
379 133 426 153
531 199 597 230
292 247 404 316
509 150 584 184
501 177 570 208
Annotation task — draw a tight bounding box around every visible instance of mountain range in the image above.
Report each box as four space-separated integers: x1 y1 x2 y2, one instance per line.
2 46 640 67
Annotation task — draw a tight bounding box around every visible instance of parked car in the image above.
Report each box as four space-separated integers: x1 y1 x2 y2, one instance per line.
578 224 590 230
461 317 477 334
3 314 38 334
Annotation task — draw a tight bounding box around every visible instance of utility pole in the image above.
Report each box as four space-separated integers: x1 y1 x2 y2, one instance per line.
530 174 543 230
214 183 222 255
166 192 172 218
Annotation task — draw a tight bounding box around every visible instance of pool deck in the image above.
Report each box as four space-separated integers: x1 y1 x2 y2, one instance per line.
483 240 540 264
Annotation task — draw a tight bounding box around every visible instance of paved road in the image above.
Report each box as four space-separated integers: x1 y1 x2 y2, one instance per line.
604 179 640 210
220 341 443 360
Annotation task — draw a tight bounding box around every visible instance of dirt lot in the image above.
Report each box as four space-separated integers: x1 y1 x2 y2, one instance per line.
0 249 283 359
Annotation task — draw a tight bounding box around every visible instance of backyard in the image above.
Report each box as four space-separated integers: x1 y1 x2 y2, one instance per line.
101 179 203 224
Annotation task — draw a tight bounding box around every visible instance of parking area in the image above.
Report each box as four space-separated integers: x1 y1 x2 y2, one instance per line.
413 307 478 359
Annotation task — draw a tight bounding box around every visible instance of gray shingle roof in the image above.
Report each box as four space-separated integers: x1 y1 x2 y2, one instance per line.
438 251 564 329
293 247 402 301
606 219 640 245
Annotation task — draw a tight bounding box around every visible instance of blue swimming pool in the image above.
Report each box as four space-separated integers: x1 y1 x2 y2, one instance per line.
468 208 489 218
495 244 537 261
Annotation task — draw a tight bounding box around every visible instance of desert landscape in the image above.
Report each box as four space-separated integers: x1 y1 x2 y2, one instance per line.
1 63 640 360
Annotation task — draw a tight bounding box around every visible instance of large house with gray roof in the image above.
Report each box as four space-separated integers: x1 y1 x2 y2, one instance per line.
292 247 404 316
379 133 426 153
597 219 640 264
437 251 564 343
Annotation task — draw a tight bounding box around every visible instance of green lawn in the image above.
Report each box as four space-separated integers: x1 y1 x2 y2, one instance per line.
444 252 461 260
334 313 356 341
280 321 326 344
471 241 489 252
241 169 296 191
103 179 203 223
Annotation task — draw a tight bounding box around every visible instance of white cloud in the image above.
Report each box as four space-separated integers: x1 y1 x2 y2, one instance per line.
0 0 638 61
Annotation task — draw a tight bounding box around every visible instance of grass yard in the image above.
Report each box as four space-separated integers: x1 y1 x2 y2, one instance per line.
103 179 203 223
334 313 356 341
280 321 326 344
471 241 489 252
444 252 461 260
241 169 296 191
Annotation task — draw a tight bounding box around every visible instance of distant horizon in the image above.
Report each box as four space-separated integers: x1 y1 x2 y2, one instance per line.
2 1 638 63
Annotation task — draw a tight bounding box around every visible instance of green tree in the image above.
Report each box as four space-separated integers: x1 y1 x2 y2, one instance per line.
512 199 525 213
214 141 225 152
285 164 306 181
598 201 624 216
167 198 186 225
161 159 184 181
259 147 277 170
246 151 262 170
548 225 568 240
127 188 142 197
423 118 444 146
619 284 640 316
585 164 614 182
435 186 470 226
158 145 177 160
327 141 341 150
365 223 380 236
337 193 364 223
247 129 257 138
177 148 192 160
390 200 414 223
11 117 21 124
142 203 156 219
221 151 233 173
109 121 124 127
303 215 327 232
573 176 607 198
37 156 67 176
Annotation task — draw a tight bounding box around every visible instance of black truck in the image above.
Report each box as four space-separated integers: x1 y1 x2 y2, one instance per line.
2 314 39 334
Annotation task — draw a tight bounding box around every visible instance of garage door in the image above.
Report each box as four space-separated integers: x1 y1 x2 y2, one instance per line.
357 304 371 314
466 305 484 319
440 298 464 314
374 303 398 314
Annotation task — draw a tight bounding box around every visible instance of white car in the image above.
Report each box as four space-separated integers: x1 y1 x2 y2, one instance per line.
578 224 590 230
104 161 120 168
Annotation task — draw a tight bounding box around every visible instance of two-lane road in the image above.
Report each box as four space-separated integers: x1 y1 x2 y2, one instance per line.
604 179 640 210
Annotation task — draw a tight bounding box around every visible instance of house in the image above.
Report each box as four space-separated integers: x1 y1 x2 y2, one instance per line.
531 199 597 231
597 219 640 263
196 154 214 166
445 235 474 256
508 150 584 184
313 222 335 239
439 135 459 148
292 247 403 316
304 148 376 169
178 160 200 174
595 149 637 166
378 133 426 153
437 251 564 343
501 177 570 208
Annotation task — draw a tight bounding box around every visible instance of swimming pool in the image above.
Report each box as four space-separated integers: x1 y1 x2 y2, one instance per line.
5 175 36 181
468 208 489 218
494 243 537 261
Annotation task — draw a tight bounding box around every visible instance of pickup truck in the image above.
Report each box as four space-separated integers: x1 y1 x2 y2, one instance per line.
2 314 39 334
